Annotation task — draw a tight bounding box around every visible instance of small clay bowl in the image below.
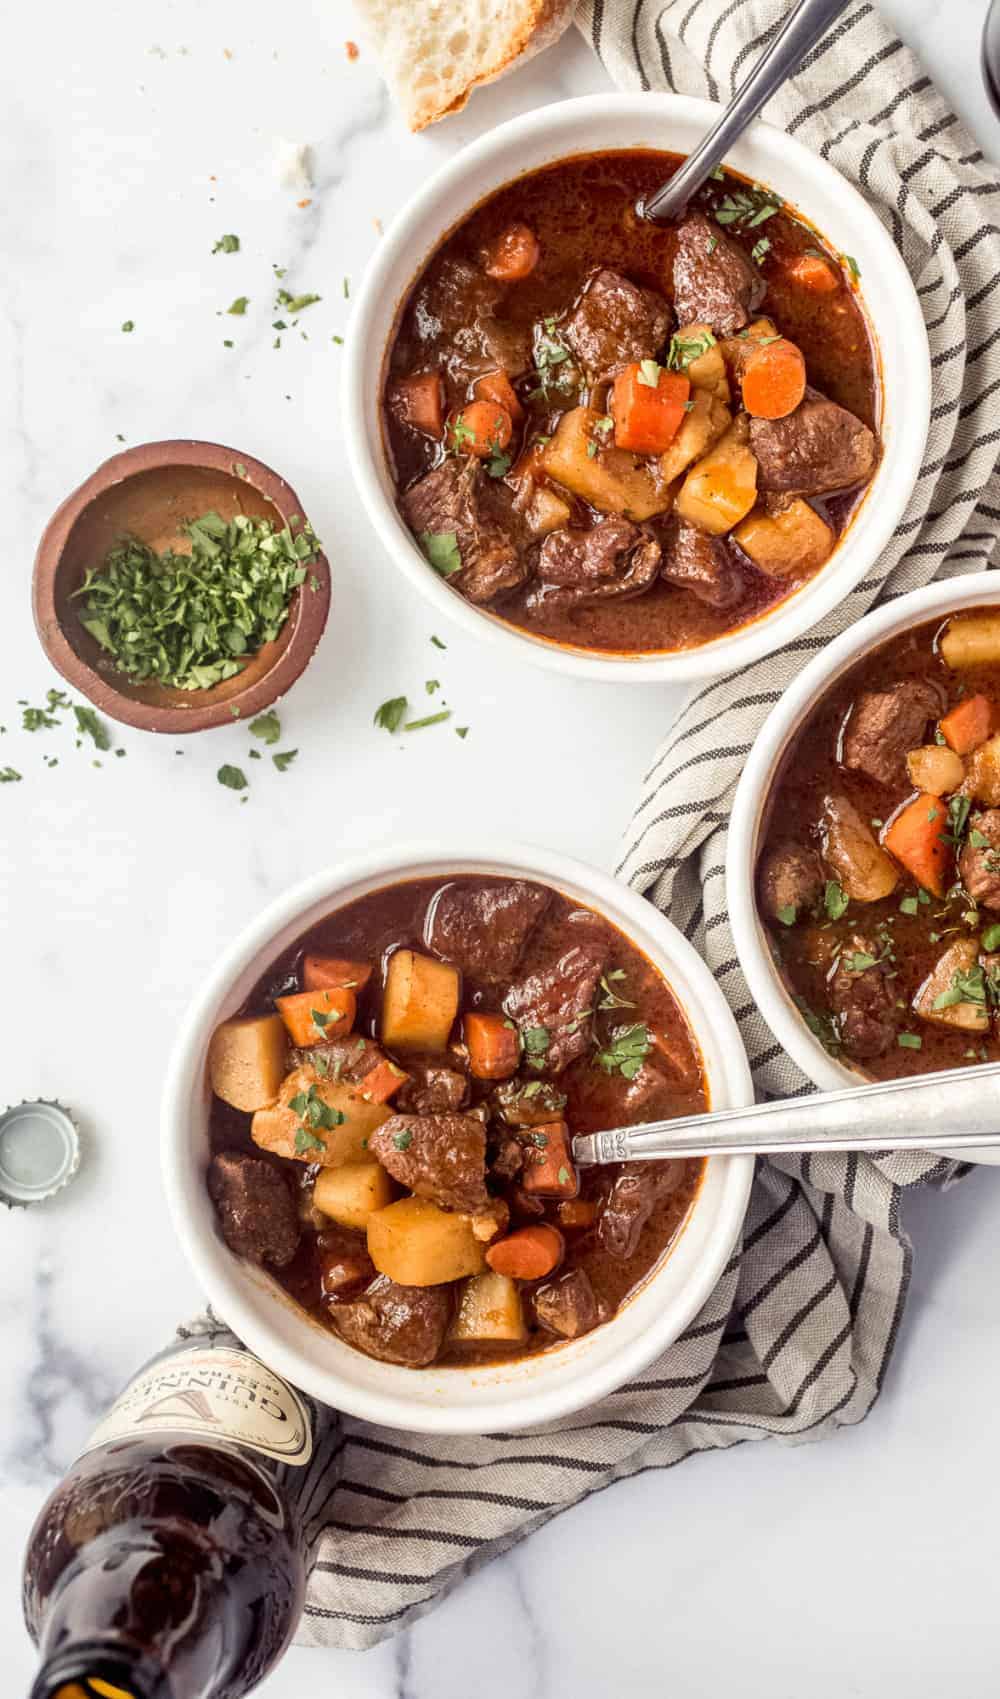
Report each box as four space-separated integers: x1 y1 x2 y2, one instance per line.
32 440 331 734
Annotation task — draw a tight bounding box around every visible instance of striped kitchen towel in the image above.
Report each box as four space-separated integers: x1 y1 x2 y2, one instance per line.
293 2 1000 1651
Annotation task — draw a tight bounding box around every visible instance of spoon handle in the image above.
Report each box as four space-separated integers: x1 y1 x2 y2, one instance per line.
642 0 853 223
572 1062 1000 1162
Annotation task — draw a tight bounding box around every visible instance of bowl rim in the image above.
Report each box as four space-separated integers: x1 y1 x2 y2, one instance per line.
32 439 332 735
161 838 755 1433
727 571 1000 1101
342 90 930 685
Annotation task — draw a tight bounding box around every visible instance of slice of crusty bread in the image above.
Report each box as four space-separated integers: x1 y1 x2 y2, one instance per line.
353 0 577 131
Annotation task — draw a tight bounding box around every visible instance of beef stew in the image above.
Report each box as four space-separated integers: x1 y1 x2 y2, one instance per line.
757 607 1000 1080
207 875 706 1368
383 150 880 657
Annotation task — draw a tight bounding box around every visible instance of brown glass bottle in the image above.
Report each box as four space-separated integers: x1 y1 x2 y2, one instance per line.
23 1323 341 1699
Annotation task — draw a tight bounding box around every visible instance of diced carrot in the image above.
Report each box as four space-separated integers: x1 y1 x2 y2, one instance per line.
448 400 513 459
354 1056 409 1104
741 338 807 420
939 693 994 755
520 1122 579 1199
784 253 839 293
474 367 524 425
390 371 444 438
276 986 357 1048
481 222 540 281
486 1224 564 1281
302 955 373 993
612 364 690 455
882 793 952 897
557 1198 597 1230
464 1013 520 1081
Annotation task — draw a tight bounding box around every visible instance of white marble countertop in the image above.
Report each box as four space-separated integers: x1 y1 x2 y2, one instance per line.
3 3 999 1694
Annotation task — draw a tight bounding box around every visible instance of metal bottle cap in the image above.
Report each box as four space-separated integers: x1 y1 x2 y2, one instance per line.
0 1100 80 1207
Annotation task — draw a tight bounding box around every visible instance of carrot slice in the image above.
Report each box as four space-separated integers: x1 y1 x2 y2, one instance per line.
303 956 373 994
390 371 444 438
784 253 839 293
448 400 513 459
520 1122 579 1199
486 1224 564 1281
464 1013 520 1081
557 1199 597 1229
882 793 951 897
481 222 540 281
354 1056 409 1104
741 338 807 420
939 693 994 755
612 364 690 455
275 986 357 1048
474 368 524 425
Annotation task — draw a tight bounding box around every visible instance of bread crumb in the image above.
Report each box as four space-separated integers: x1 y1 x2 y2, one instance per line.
373 216 383 236
346 40 359 60
298 198 312 208
274 139 313 190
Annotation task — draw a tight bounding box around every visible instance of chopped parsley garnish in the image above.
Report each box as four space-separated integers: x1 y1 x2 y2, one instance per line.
448 416 475 453
430 635 447 649
213 233 240 254
795 995 842 1055
486 445 512 479
637 359 662 388
594 1022 652 1081
73 511 318 691
217 764 247 791
844 951 877 973
121 320 134 333
521 1026 550 1070
227 296 249 315
273 749 297 771
824 881 849 921
945 794 971 844
74 705 112 750
393 1128 413 1151
751 235 772 267
404 710 451 731
274 289 321 314
0 766 22 783
933 963 987 1009
899 896 919 916
425 679 440 695
250 710 281 745
666 329 716 371
418 531 462 577
776 904 797 926
597 970 635 1011
842 254 861 281
456 726 469 739
557 1167 571 1185
289 1083 346 1145
294 1126 326 1154
713 188 780 230
311 1004 347 1035
969 828 991 849
374 696 408 733
897 1032 922 1050
982 923 1000 951
530 321 572 398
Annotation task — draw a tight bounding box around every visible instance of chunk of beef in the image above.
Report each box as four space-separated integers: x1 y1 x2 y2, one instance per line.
480 318 533 380
750 388 877 495
829 934 898 1061
598 1161 686 1260
490 1136 525 1182
333 1276 452 1367
526 520 661 614
424 878 551 985
533 1268 601 1339
959 809 1000 909
659 516 745 608
369 1113 489 1214
492 1078 569 1126
842 679 945 790
504 940 609 1072
394 1061 469 1115
672 213 766 336
316 1229 375 1303
564 268 672 379
757 840 825 923
401 459 526 604
208 1152 300 1269
290 1034 388 1089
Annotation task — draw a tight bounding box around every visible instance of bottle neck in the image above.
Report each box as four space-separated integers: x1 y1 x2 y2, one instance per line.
30 1642 169 1699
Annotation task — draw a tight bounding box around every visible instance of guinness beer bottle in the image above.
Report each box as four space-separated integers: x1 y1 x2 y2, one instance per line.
23 1322 341 1699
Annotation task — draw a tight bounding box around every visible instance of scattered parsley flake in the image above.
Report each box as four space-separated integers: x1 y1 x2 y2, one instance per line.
121 320 134 333
0 766 22 783
776 904 797 926
456 726 469 738
374 696 408 734
824 882 849 921
213 233 240 254
897 1032 922 1050
227 296 249 315
404 709 451 731
430 635 446 650
249 710 281 746
594 1023 652 1081
73 705 112 750
272 749 297 771
393 1128 413 1151
217 764 248 791
418 532 461 577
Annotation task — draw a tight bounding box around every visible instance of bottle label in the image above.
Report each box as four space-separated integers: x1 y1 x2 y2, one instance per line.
85 1346 314 1465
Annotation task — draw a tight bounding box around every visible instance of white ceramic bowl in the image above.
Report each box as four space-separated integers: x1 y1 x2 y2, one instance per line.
162 840 754 1433
727 573 1000 1164
343 93 929 685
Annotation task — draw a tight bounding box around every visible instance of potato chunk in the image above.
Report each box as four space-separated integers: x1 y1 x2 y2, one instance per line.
674 417 758 535
208 1014 288 1112
448 1272 526 1346
906 744 966 796
251 1066 392 1167
314 1161 395 1229
676 322 731 401
913 937 989 1032
382 950 460 1053
940 614 1000 670
659 390 731 483
524 484 572 537
734 498 834 578
543 407 672 521
822 793 899 902
962 733 1000 807
366 1196 486 1286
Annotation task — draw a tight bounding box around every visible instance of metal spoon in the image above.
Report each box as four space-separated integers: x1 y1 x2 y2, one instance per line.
572 1061 1000 1163
640 0 854 225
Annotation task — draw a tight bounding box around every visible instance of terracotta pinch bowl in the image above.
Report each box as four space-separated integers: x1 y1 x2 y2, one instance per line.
32 440 332 735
